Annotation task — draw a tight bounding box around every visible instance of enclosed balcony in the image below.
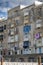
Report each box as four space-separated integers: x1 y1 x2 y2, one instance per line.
0 35 3 40
15 35 19 42
34 47 42 54
35 39 42 47
23 41 31 48
35 19 42 28
4 25 6 30
23 25 31 34
24 12 29 16
8 36 15 43
23 33 31 41
36 7 42 19
8 29 14 36
14 10 20 17
22 48 31 54
0 26 3 32
14 28 19 34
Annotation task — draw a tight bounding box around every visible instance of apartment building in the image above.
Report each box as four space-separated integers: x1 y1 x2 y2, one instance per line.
6 5 35 62
0 3 43 62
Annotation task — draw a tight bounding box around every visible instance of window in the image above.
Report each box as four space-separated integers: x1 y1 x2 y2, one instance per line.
8 23 14 28
15 35 19 42
23 48 30 54
14 27 18 34
41 57 43 63
37 8 42 17
1 51 2 55
16 20 20 25
19 58 24 62
8 51 10 55
8 36 15 43
29 8 34 22
24 12 29 16
39 47 41 53
28 57 36 62
4 25 6 30
36 19 42 28
10 24 14 28
0 35 3 40
3 51 6 55
23 41 30 48
23 9 29 16
8 29 14 35
0 26 3 32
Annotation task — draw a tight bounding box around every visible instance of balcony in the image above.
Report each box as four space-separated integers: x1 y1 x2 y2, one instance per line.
16 50 21 55
22 49 31 54
15 12 20 17
9 31 14 36
10 24 14 28
14 28 18 34
8 29 14 36
2 50 13 56
36 24 42 28
15 35 19 42
8 36 15 43
23 25 31 34
10 32 14 35
23 41 31 48
36 7 42 19
34 47 42 54
24 12 29 16
15 20 20 26
35 19 42 29
23 34 31 41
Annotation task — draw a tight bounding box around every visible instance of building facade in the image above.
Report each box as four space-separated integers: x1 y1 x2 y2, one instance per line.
0 4 43 62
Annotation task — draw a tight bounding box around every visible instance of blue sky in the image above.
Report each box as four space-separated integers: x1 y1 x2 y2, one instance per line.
0 0 36 19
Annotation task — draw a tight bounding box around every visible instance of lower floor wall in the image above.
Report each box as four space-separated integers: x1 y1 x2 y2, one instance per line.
0 62 38 65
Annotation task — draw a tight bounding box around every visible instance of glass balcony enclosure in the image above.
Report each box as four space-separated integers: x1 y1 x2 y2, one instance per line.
0 26 3 32
36 19 42 28
0 35 3 40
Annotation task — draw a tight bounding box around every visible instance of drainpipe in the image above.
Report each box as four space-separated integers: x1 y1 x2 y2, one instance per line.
38 56 41 65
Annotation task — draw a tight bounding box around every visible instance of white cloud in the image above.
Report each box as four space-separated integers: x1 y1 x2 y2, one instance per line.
0 8 10 12
35 1 43 6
